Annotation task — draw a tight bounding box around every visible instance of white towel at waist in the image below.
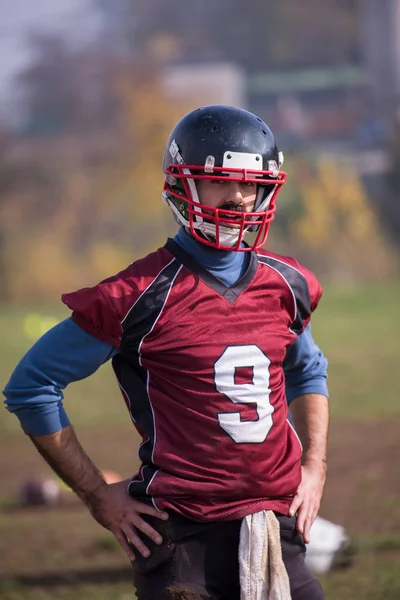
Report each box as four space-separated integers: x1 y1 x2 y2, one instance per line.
239 510 292 600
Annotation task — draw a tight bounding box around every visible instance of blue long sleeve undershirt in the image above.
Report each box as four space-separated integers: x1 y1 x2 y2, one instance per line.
3 228 328 436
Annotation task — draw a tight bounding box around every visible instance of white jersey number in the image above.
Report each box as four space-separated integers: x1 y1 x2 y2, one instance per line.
215 345 274 444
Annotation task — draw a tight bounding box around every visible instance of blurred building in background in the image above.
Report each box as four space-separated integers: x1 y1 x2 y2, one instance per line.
0 0 399 302
2 0 400 152
91 0 400 153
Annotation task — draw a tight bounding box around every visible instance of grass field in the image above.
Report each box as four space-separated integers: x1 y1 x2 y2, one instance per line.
0 281 399 599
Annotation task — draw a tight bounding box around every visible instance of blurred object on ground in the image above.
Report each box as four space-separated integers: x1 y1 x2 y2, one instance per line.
306 516 353 574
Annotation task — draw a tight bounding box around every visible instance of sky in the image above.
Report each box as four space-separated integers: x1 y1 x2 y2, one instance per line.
0 0 99 115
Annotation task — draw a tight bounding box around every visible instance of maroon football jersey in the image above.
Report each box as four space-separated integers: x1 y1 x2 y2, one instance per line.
62 239 322 522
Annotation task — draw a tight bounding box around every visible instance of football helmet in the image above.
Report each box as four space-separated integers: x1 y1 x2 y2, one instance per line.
162 105 286 251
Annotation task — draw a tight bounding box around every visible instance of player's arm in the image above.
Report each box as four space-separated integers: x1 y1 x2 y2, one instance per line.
3 318 117 435
283 325 329 543
30 424 168 561
284 324 328 404
3 318 168 560
288 392 329 543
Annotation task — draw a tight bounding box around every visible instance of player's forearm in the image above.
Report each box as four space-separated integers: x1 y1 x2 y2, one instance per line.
289 393 329 469
30 424 107 503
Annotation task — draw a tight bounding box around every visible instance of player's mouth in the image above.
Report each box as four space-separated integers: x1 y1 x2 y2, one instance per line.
219 203 245 222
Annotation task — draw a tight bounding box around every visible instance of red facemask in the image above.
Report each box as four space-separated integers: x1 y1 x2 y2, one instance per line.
163 164 286 251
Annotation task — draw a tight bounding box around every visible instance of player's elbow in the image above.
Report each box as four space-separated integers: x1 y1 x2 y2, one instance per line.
3 378 69 436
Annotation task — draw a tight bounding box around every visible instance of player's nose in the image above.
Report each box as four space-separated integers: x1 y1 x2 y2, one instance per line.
225 181 244 204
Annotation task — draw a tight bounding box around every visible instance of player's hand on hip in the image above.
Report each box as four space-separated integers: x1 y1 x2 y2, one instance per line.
85 479 169 562
288 463 326 544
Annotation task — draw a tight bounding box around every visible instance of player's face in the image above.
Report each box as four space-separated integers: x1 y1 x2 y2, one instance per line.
196 179 257 214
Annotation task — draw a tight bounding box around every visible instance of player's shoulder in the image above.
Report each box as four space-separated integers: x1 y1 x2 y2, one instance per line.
61 245 177 342
256 247 316 279
256 248 322 311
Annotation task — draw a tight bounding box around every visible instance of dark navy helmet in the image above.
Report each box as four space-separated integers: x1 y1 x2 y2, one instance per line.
162 105 286 251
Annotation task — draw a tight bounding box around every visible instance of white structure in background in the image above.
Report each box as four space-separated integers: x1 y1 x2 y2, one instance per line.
162 63 247 110
306 516 351 574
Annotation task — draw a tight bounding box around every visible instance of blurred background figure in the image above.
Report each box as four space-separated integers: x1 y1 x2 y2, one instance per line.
0 1 399 599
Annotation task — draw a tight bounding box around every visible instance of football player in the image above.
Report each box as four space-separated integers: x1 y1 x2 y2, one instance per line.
4 106 329 600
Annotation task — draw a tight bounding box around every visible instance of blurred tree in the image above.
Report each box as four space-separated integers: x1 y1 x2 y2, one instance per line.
0 59 192 301
96 0 359 70
18 34 78 134
18 1 360 140
1 8 396 303
85 64 192 272
18 33 117 135
279 157 398 281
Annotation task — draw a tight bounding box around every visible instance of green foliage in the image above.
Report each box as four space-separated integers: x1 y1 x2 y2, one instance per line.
269 154 399 281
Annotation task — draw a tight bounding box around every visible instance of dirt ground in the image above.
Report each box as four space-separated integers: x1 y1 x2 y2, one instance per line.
0 418 399 588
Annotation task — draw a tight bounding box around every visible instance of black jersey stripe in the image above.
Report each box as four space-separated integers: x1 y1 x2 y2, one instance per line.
257 255 311 334
120 257 178 324
112 258 182 497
